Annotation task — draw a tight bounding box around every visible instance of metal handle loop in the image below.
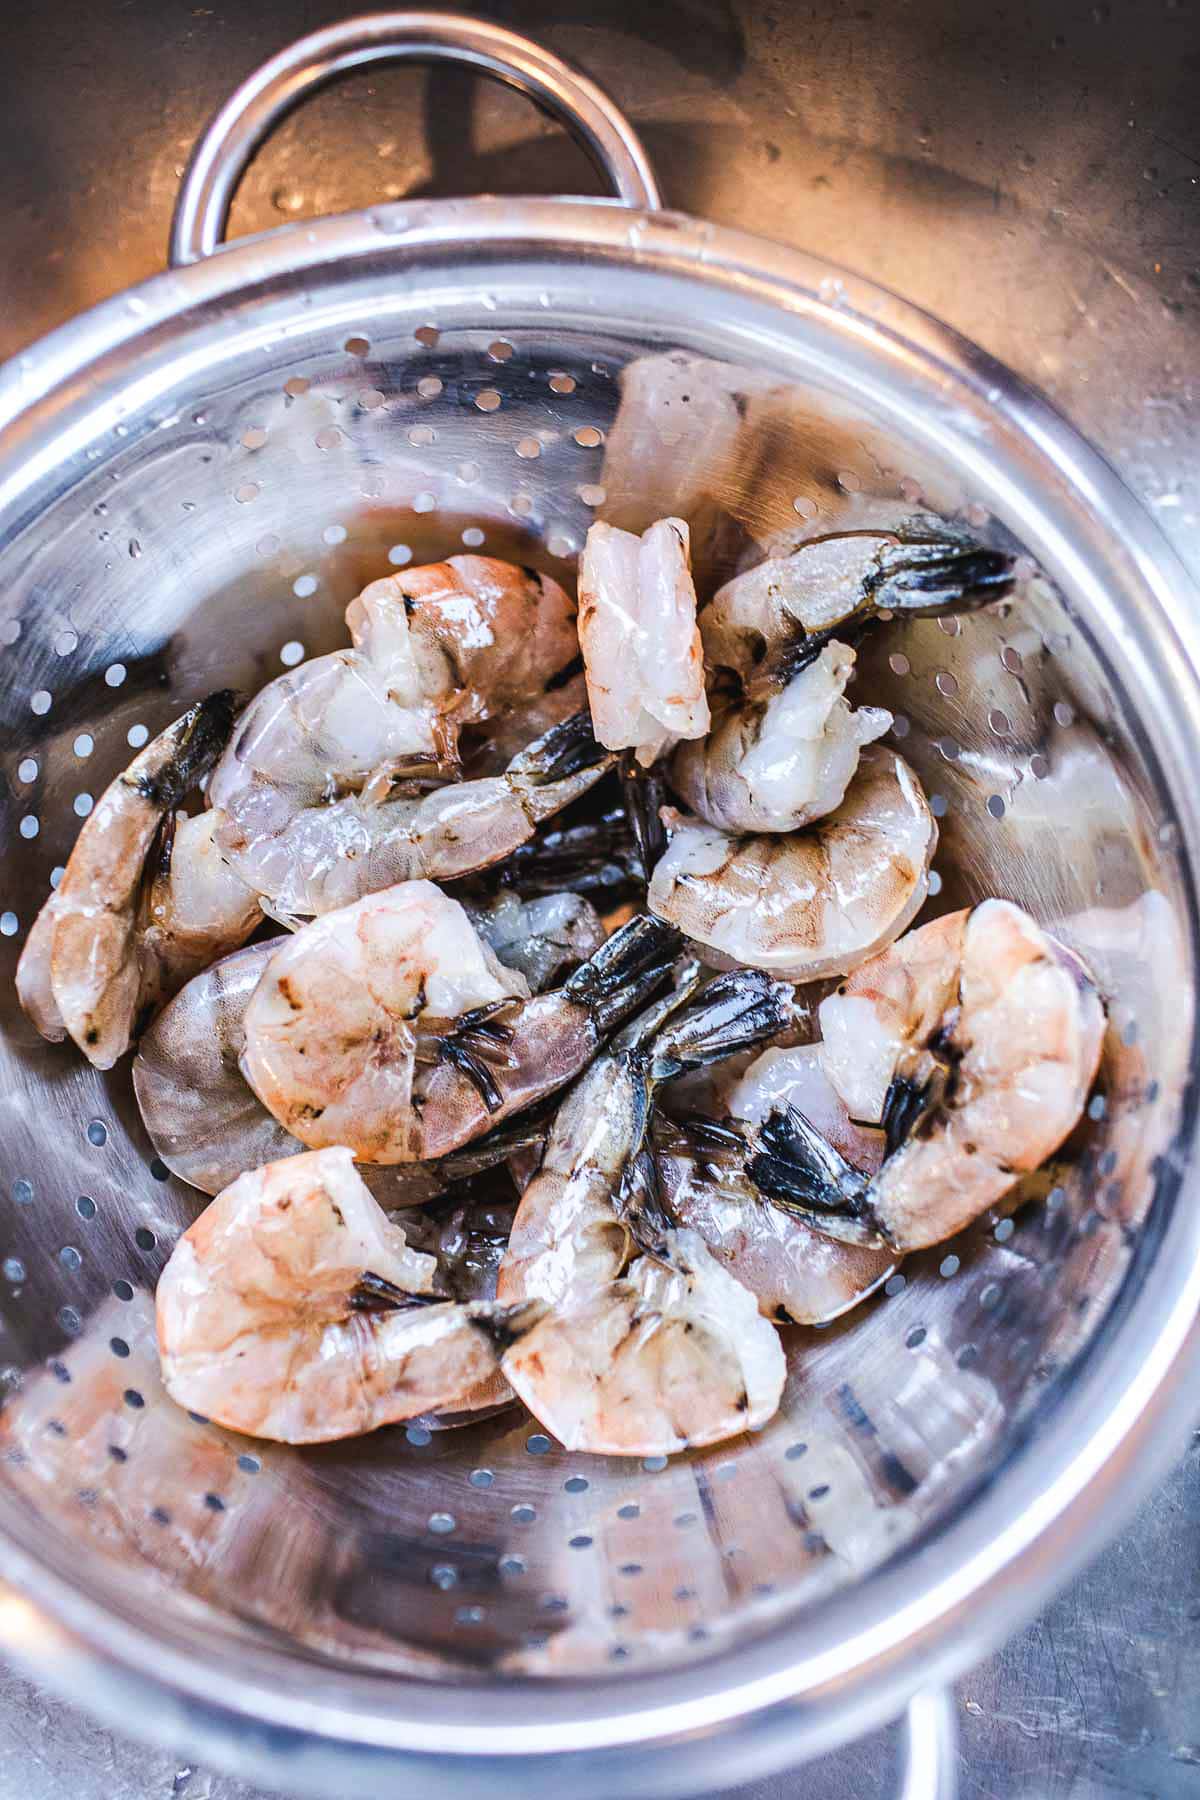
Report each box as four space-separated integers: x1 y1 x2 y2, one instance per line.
169 10 661 266
896 1688 959 1800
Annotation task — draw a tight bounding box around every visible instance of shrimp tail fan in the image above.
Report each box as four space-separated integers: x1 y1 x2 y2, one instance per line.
746 1105 884 1247
563 913 681 1034
864 533 1015 618
512 709 609 784
466 1298 547 1354
128 690 239 811
648 971 793 1084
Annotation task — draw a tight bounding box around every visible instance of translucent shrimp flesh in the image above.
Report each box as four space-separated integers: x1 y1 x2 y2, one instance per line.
156 1146 543 1443
669 639 892 834
465 888 607 992
16 694 260 1068
577 518 710 768
648 744 936 982
754 899 1107 1250
241 886 682 1164
497 968 792 1454
212 709 613 920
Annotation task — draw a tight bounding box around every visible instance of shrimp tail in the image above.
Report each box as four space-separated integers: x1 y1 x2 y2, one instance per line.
563 913 682 1035
865 536 1014 617
511 710 609 785
127 690 239 810
881 1060 950 1155
617 751 668 881
466 1297 547 1353
647 970 793 1085
746 1105 885 1247
499 807 643 903
615 1147 675 1259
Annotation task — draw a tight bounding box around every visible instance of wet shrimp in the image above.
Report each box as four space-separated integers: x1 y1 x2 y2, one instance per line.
214 709 613 920
698 518 1014 684
17 694 260 1067
156 1146 542 1443
497 968 791 1455
133 893 599 1195
670 638 892 834
651 1109 895 1326
754 900 1106 1251
241 884 681 1164
648 744 936 981
208 559 578 879
578 518 710 768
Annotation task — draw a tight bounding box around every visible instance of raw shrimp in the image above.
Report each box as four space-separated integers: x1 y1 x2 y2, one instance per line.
497 969 791 1454
670 639 892 834
699 520 1015 684
17 694 260 1068
133 896 596 1195
242 887 681 1164
208 559 578 867
651 1077 894 1326
466 887 607 992
215 709 613 919
502 1228 786 1457
156 1146 542 1443
755 899 1107 1251
497 800 643 906
577 518 709 768
648 744 936 981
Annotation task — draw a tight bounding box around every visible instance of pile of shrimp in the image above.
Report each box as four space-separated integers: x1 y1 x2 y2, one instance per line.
17 466 1109 1457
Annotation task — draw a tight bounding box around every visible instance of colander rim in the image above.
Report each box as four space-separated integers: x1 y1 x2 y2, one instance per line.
1 195 1199 1793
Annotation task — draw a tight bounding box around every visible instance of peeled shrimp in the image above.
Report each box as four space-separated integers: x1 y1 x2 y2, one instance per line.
497 968 790 1454
214 709 612 919
648 744 936 981
502 1229 785 1457
134 893 601 1195
17 694 260 1067
578 518 709 768
670 639 891 833
761 900 1107 1251
208 559 577 875
156 1146 541 1443
242 885 680 1164
699 520 1014 684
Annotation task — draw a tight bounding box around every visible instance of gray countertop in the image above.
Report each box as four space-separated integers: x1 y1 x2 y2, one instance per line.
1 0 1198 1794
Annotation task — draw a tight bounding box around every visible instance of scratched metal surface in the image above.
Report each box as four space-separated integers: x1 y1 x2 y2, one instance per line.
0 0 1198 1795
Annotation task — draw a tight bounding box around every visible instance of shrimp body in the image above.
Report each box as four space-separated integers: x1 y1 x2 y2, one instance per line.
135 891 606 1196
498 969 792 1454
649 745 936 982
502 1228 785 1457
216 710 612 919
242 891 681 1165
17 694 258 1067
578 518 709 768
699 523 1014 683
760 900 1107 1251
670 640 891 834
209 563 577 901
156 1147 539 1443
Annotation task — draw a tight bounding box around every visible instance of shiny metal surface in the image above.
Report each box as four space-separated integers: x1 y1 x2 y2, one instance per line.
169 11 661 265
0 10 1194 1800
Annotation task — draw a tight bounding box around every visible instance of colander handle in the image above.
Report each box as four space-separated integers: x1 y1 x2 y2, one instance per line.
897 1689 958 1800
168 10 662 266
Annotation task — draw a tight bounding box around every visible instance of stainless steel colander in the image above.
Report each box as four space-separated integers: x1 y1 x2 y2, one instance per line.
0 13 1198 1799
